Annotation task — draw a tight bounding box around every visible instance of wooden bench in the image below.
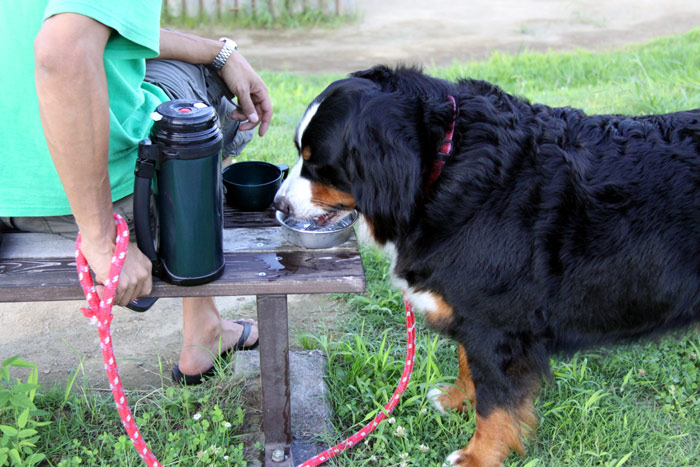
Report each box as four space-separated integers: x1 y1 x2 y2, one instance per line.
0 205 366 466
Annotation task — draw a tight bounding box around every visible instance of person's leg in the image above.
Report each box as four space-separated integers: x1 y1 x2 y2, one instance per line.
145 59 259 379
3 213 75 236
4 194 140 238
177 297 258 376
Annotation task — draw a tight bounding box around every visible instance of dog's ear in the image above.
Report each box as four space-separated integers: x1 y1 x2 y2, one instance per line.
350 65 396 86
350 65 427 93
343 92 426 243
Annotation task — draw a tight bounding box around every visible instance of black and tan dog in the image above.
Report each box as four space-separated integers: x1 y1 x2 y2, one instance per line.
274 65 700 466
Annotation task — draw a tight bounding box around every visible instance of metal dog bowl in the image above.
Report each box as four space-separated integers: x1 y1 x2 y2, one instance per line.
275 210 358 249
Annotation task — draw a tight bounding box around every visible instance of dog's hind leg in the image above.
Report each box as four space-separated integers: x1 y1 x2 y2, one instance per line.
428 344 476 412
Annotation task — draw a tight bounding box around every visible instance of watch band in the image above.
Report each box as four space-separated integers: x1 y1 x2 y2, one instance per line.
211 37 237 71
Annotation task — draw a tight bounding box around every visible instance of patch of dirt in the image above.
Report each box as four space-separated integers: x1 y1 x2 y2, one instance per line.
211 0 700 73
3 0 700 389
0 294 344 388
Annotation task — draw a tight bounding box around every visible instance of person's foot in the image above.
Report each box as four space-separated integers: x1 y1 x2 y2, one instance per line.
176 318 259 377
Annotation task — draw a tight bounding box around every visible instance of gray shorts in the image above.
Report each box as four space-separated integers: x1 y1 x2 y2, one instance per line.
0 60 252 237
0 194 141 239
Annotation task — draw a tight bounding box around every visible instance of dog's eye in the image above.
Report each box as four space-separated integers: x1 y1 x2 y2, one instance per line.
300 161 317 177
302 161 333 184
302 157 324 171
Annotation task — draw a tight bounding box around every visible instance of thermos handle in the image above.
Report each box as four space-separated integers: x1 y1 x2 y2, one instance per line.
128 140 161 312
278 164 290 180
134 139 162 277
126 296 158 312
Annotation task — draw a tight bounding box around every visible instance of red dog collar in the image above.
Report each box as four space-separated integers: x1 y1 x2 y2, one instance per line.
425 95 457 191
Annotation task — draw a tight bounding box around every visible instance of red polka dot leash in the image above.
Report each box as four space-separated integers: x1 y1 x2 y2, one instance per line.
297 293 416 466
75 213 415 467
75 213 161 467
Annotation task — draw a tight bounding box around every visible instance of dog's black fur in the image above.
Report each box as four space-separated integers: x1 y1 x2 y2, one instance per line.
286 65 700 463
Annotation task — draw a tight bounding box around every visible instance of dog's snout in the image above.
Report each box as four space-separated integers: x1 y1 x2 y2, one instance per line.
273 194 291 215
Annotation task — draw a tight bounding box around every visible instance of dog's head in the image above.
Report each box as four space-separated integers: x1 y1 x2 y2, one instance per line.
274 66 457 244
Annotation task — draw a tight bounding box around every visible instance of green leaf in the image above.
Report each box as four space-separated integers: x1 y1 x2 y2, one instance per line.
0 425 18 437
2 356 20 367
9 448 21 464
63 358 83 406
17 428 37 439
17 409 29 429
27 366 38 386
10 394 35 410
29 408 50 417
615 452 634 467
2 356 35 369
11 383 39 395
26 453 46 466
27 370 38 404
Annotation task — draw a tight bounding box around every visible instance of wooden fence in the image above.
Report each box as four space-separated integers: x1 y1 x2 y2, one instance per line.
163 0 356 19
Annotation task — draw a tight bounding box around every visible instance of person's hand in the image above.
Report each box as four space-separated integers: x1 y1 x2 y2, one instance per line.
218 52 273 137
155 29 273 136
80 236 153 306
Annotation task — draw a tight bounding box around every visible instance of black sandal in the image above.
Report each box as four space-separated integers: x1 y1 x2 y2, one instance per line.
171 320 259 385
231 320 259 351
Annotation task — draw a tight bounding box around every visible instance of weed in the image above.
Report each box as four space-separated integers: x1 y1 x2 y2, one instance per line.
0 357 51 467
36 375 250 465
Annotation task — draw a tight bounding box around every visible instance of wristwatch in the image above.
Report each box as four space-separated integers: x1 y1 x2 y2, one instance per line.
211 37 237 71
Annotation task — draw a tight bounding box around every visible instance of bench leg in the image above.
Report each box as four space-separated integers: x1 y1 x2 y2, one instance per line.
256 294 293 466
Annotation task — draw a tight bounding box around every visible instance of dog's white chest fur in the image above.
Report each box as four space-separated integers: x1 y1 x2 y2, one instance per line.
360 234 441 317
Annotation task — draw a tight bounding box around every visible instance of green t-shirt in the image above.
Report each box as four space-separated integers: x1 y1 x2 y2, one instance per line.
0 0 168 216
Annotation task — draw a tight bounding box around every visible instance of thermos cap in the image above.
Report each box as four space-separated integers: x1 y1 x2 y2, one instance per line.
148 99 222 157
151 100 218 132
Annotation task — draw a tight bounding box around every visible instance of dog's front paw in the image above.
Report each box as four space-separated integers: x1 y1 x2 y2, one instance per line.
445 449 501 467
427 387 448 413
428 385 471 413
445 449 468 466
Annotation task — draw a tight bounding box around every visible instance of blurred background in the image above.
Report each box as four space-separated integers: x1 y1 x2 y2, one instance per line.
161 0 700 73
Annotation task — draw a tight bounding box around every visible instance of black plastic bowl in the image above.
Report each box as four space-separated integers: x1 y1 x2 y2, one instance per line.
222 161 289 211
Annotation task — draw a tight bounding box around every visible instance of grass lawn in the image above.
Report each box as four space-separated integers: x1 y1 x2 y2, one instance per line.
4 30 700 467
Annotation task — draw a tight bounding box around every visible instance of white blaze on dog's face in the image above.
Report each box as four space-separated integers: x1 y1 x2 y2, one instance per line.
275 98 357 224
276 154 336 220
275 101 326 219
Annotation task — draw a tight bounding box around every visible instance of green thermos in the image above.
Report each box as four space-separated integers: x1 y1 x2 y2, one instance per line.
133 99 225 286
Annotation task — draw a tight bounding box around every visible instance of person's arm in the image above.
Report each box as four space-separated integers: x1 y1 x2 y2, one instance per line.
35 13 152 305
156 29 273 137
